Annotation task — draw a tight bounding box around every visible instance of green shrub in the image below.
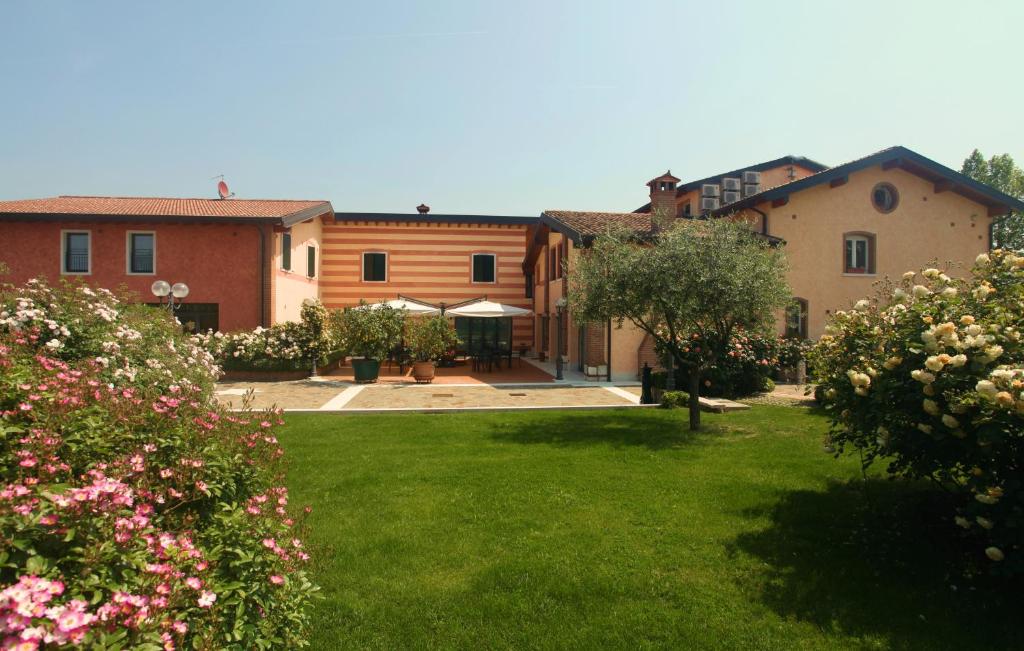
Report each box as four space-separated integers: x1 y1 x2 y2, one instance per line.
652 328 780 398
404 315 459 363
762 377 776 393
660 390 690 409
0 279 316 647
811 251 1024 575
335 302 405 361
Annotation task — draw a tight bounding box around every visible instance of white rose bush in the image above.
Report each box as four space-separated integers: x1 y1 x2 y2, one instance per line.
810 250 1024 575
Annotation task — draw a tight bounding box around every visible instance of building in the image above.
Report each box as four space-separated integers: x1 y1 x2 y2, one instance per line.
0 196 334 331
314 208 536 352
2 145 1020 382
529 146 1024 380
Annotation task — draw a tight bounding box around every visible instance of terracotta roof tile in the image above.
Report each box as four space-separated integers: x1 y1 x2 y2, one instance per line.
542 210 656 238
0 196 332 221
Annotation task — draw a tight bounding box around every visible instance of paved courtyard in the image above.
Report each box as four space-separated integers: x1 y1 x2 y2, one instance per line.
215 378 643 412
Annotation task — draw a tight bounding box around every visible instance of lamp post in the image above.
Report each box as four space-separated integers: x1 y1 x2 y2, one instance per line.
554 297 568 380
151 280 189 315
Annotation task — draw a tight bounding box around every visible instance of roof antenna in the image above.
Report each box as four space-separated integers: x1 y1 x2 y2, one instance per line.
210 174 234 200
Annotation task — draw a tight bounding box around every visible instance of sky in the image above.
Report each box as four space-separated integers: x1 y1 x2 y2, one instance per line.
1 0 1021 214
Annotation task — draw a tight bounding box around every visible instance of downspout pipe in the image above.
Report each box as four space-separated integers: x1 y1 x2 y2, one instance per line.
606 319 612 382
257 224 266 327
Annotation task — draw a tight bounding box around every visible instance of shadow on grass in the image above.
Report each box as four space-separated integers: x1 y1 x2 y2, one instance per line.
487 409 720 450
730 478 1022 649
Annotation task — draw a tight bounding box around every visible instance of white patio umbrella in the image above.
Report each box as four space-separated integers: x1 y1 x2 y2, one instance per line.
444 300 533 318
354 299 440 315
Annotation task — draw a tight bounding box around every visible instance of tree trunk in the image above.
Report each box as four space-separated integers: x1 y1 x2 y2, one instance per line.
688 368 701 430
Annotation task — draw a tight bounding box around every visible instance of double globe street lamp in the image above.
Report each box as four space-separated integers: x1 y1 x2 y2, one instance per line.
151 280 190 314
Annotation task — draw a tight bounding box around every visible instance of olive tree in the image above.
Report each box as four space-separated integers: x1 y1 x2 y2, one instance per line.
569 217 791 429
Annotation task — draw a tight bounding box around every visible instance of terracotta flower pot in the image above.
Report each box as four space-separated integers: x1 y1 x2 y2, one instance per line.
412 361 436 384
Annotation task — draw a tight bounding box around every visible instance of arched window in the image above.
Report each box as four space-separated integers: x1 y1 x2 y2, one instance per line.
785 298 808 339
843 232 876 274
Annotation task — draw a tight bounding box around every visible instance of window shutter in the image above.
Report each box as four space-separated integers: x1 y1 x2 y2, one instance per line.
282 233 292 271
307 246 316 278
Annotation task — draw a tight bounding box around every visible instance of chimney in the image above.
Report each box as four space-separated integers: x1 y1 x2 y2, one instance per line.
416 203 430 214
647 170 680 219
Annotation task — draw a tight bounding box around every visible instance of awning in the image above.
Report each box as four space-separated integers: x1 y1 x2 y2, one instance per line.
444 300 532 318
354 299 440 316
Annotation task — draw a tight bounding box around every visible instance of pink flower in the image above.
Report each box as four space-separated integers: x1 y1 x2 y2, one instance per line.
185 577 202 590
197 591 216 608
269 575 284 585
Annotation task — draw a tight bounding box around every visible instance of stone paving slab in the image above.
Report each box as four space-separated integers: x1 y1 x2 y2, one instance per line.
341 385 637 410
215 379 350 410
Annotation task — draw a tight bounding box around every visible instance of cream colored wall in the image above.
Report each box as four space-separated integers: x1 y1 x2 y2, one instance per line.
609 321 647 382
272 217 322 323
763 165 993 338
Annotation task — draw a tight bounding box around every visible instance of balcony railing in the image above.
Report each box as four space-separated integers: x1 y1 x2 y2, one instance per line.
65 252 89 273
131 251 154 273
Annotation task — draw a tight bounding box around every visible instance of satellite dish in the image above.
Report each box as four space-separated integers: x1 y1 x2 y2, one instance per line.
217 180 230 199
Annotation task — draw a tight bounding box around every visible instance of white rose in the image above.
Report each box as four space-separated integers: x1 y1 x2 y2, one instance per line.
941 414 959 429
922 399 941 416
912 285 932 298
975 253 991 266
985 547 1005 562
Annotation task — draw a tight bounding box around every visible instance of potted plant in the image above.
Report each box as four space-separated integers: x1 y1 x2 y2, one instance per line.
404 314 460 383
337 302 405 383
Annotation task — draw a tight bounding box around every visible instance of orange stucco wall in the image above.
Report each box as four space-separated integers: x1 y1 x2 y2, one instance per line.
0 220 264 332
319 220 533 350
759 165 993 338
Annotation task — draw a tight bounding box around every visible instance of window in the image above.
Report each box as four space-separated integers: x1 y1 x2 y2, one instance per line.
871 182 899 213
525 272 533 299
150 303 219 334
472 253 496 283
62 231 90 274
844 233 875 274
127 232 155 274
683 202 692 217
281 233 292 271
306 245 317 278
362 252 387 282
785 298 808 339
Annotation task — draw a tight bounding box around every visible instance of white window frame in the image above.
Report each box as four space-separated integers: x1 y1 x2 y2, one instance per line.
306 244 317 279
471 252 497 284
60 230 92 275
845 235 870 273
125 230 156 276
361 251 388 283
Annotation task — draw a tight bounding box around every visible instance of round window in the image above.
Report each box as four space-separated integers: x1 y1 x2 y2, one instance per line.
871 183 899 213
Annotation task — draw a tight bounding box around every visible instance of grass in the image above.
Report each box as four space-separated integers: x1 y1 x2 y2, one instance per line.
278 406 1019 650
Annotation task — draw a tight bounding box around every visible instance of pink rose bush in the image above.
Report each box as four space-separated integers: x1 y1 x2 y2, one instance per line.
811 250 1024 575
0 279 315 649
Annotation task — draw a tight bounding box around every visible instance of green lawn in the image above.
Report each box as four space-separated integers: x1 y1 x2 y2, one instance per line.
279 407 1019 650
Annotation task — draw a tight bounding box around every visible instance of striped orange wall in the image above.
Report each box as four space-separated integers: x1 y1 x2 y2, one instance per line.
320 220 534 349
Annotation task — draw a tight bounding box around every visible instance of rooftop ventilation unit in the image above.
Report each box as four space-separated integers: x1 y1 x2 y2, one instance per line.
742 170 762 184
743 184 760 197
700 197 720 211
722 177 741 191
701 184 720 197
722 190 741 204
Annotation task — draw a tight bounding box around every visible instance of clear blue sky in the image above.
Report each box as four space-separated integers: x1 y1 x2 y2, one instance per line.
2 0 1021 214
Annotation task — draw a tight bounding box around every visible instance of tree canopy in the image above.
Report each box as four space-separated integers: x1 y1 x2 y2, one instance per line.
961 149 1024 251
569 217 791 429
